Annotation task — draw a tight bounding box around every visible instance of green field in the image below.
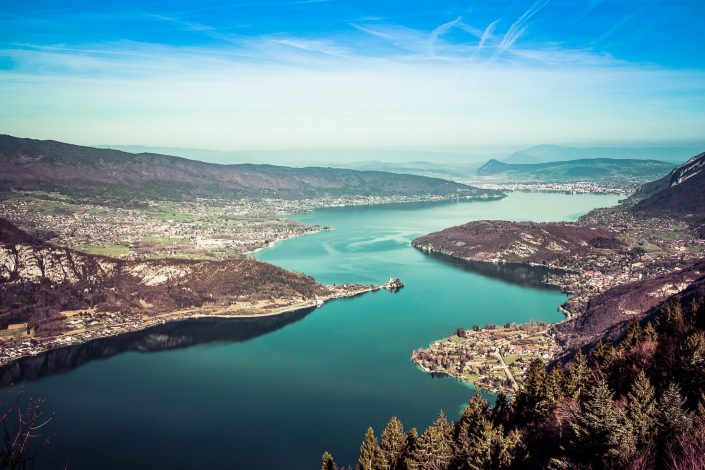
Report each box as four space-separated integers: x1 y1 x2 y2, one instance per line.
73 244 130 257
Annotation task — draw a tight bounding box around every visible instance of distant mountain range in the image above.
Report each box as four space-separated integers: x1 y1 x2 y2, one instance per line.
503 144 700 164
476 158 675 185
0 135 498 201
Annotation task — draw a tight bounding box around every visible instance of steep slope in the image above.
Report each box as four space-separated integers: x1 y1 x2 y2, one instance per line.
0 218 326 335
477 158 674 185
412 220 621 266
554 260 705 349
0 135 495 200
632 152 705 217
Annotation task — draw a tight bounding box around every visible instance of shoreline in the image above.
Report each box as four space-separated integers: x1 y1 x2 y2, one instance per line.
0 283 390 368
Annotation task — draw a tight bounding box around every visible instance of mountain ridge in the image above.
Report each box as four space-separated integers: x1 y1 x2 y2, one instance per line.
0 135 496 200
504 144 698 164
476 157 675 185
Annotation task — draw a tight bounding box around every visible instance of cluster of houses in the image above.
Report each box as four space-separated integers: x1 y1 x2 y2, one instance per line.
412 323 558 395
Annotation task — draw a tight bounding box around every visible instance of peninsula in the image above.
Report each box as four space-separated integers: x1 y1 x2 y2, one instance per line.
411 151 705 391
0 217 402 366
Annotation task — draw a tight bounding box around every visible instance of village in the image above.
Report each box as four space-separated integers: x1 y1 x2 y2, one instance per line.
0 280 403 367
546 207 705 315
467 181 635 195
412 322 558 395
0 190 459 261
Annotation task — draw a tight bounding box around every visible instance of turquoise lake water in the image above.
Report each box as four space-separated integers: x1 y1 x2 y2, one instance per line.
2 192 621 469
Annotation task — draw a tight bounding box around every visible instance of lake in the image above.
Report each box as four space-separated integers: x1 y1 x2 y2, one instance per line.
2 192 621 469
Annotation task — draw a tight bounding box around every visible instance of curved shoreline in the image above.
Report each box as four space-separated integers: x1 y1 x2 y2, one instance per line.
0 283 387 369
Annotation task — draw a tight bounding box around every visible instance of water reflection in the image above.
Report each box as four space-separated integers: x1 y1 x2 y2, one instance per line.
0 307 314 387
424 251 567 290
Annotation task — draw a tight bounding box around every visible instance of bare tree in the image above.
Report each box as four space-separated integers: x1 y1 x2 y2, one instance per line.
0 387 53 470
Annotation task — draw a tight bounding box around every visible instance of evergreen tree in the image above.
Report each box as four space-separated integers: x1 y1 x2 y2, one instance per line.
686 297 699 327
401 428 419 470
565 350 589 400
322 451 336 470
568 378 634 468
662 298 685 335
411 413 453 470
591 339 617 373
675 333 705 403
453 394 519 469
380 417 406 470
657 383 692 444
491 393 512 426
623 319 642 348
626 370 657 448
358 427 388 470
514 358 553 423
641 321 658 343
549 362 566 400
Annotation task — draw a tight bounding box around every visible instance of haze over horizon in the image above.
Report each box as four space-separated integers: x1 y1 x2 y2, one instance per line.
2 0 704 160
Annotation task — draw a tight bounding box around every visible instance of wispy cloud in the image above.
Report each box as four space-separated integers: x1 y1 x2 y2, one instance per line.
428 16 463 56
1 0 704 151
472 19 500 58
497 0 551 55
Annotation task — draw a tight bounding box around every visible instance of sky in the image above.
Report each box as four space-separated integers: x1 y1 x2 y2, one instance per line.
1 0 704 155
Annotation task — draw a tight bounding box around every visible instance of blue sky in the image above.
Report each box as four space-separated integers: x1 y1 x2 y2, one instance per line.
1 0 704 153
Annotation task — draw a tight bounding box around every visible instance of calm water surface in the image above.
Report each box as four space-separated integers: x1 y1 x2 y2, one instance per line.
4 192 621 469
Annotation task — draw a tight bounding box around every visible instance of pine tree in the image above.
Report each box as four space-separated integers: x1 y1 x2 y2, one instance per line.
657 382 693 444
549 362 566 400
491 428 522 470
568 378 634 467
453 394 493 468
626 370 657 448
411 413 453 470
675 333 705 403
591 339 617 373
686 297 699 327
641 321 658 343
401 428 419 470
322 451 336 470
491 392 512 426
565 350 589 400
662 298 685 335
358 427 387 470
380 417 406 470
623 319 643 348
514 358 553 423
452 393 520 469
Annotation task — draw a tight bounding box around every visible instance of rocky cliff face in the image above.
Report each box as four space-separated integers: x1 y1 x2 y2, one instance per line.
0 219 325 334
632 152 705 217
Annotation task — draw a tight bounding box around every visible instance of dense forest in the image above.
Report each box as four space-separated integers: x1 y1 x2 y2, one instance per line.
326 297 705 469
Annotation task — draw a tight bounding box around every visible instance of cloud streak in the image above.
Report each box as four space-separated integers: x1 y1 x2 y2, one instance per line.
1 33 703 151
1 0 704 151
497 0 550 54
